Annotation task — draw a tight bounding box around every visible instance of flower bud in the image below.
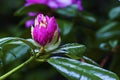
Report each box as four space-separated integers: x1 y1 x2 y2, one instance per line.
31 14 60 48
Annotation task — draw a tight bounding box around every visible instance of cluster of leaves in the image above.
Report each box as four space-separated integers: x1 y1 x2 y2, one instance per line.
0 37 119 80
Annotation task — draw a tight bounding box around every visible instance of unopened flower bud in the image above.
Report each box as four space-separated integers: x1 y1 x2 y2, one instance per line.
31 14 60 48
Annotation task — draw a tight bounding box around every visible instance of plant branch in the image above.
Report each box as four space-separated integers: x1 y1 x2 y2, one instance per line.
0 47 44 80
0 56 35 80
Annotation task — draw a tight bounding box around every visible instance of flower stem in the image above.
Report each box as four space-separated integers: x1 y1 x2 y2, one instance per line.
0 56 35 80
0 47 44 80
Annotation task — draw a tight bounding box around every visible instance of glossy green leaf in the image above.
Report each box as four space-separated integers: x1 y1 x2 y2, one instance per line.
2 41 24 54
4 45 29 64
0 37 38 65
0 43 30 66
14 4 50 16
109 6 120 19
48 57 119 80
0 37 37 50
52 43 86 59
83 56 100 66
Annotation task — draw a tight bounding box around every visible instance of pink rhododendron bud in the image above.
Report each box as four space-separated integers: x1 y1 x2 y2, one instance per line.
31 14 60 47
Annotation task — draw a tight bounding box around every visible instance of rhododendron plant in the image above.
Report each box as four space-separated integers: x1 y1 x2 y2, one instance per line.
0 0 120 80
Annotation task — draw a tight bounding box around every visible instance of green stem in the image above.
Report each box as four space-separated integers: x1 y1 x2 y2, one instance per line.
0 47 44 80
0 56 35 80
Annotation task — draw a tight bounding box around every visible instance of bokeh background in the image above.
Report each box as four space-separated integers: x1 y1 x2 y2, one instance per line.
0 0 120 80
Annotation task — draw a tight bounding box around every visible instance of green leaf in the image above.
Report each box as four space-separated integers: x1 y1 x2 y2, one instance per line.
55 4 78 17
57 19 73 36
83 56 100 66
109 6 120 19
97 31 120 41
0 37 39 65
14 4 50 16
99 40 119 51
99 42 111 51
56 19 76 43
96 22 120 40
0 43 30 66
52 43 86 59
80 11 97 24
0 37 37 50
2 41 24 54
48 57 119 80
97 22 119 34
4 45 29 64
0 37 14 46
109 40 118 48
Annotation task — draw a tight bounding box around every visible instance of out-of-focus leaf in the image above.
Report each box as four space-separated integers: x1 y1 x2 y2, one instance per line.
80 11 97 24
109 40 118 48
97 22 119 34
52 43 86 59
109 6 120 19
56 19 76 43
99 42 111 51
48 57 119 80
14 4 50 16
96 22 120 40
97 31 120 40
99 40 119 51
57 19 73 36
56 4 78 17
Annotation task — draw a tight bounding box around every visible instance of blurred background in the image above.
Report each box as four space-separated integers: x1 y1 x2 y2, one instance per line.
0 0 120 80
